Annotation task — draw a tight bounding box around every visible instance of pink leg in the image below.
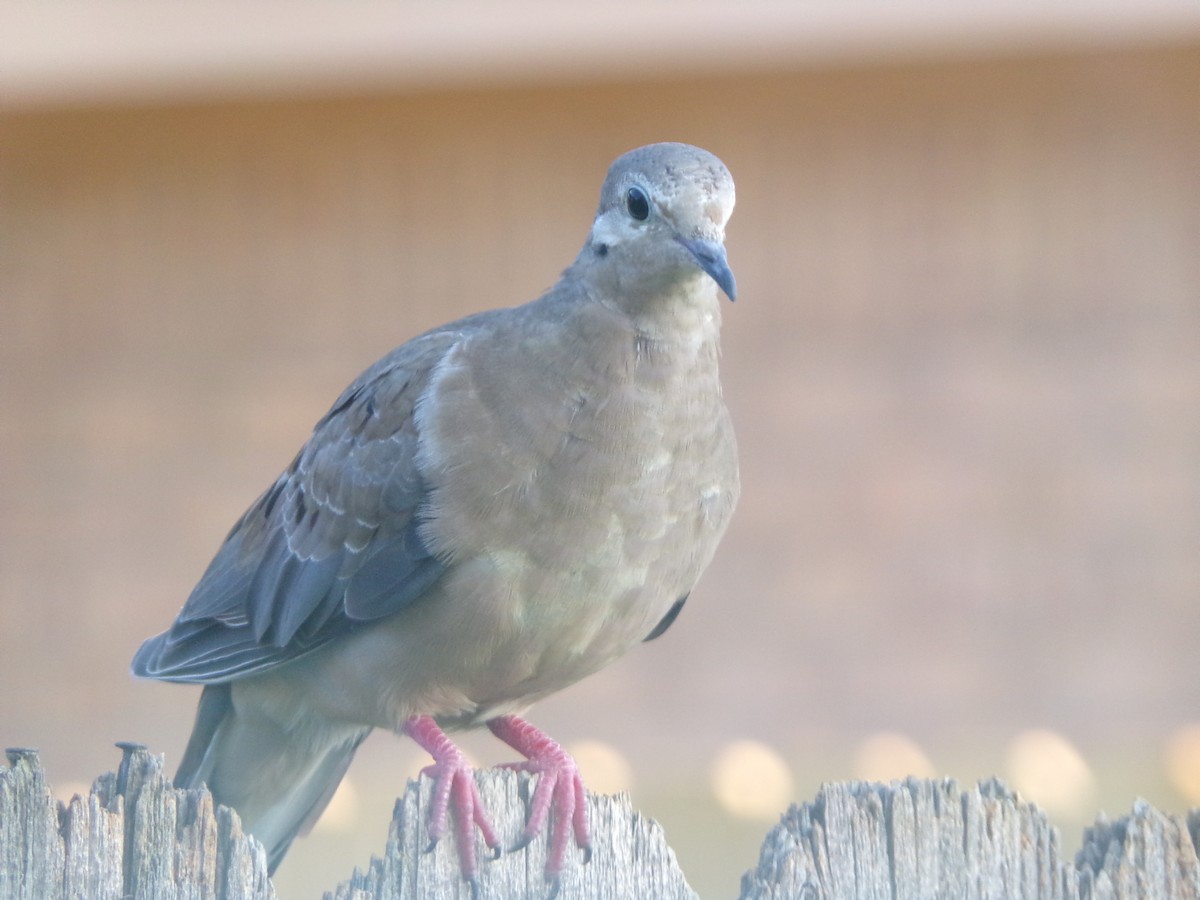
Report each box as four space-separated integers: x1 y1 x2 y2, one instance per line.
403 715 501 893
488 715 592 889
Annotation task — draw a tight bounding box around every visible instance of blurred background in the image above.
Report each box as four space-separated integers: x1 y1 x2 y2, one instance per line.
2 3 1199 897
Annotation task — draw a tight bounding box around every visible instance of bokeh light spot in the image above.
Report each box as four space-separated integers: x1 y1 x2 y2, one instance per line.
853 732 936 781
710 739 794 821
1164 724 1200 804
567 739 633 795
1005 729 1095 818
313 774 359 833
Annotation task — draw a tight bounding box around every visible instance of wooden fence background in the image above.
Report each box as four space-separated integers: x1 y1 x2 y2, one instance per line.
1 744 1197 899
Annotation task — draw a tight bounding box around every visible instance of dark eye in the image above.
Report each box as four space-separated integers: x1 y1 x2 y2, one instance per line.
626 186 650 221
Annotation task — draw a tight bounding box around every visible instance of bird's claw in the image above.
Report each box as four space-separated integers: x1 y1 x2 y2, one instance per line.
504 756 592 871
404 716 502 887
488 716 593 882
408 714 592 895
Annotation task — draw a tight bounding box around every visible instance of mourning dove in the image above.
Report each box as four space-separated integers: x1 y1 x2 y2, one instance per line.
132 142 740 895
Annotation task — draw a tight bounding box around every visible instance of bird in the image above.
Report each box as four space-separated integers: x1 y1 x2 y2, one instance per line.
132 141 740 895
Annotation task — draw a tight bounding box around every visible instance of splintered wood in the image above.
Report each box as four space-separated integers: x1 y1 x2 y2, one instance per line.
2 747 1197 898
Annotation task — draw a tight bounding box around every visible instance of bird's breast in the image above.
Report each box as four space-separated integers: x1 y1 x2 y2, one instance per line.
406 316 738 703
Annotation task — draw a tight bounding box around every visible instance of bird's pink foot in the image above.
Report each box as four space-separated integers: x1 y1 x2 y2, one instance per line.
403 715 501 894
488 715 592 893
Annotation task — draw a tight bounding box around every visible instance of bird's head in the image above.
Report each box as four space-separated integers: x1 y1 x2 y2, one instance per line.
583 142 737 309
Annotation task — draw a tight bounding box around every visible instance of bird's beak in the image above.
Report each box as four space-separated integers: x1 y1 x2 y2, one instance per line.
677 237 737 302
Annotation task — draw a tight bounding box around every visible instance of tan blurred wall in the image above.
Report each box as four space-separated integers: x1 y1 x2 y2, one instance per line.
2 42 1198 898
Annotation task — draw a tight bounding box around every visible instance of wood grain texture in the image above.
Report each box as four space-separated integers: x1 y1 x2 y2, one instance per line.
4 748 1199 898
326 767 696 900
0 745 274 900
739 778 1200 900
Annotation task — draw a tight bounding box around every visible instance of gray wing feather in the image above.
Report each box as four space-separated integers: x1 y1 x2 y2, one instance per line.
343 516 444 619
132 328 466 684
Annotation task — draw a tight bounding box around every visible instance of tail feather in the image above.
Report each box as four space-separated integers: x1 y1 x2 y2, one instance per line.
255 732 368 873
175 684 234 787
173 684 370 873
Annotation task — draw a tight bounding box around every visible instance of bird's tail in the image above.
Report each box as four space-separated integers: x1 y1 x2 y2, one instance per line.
175 684 370 873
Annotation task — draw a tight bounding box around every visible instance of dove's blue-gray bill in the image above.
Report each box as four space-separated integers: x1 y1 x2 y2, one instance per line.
133 142 740 894
677 236 736 300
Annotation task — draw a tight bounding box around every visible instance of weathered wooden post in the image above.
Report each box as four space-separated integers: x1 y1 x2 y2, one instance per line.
0 745 273 900
2 745 1198 898
738 778 1200 899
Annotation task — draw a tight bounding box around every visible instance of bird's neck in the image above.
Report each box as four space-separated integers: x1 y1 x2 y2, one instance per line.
581 270 724 349
626 278 724 369
563 249 725 342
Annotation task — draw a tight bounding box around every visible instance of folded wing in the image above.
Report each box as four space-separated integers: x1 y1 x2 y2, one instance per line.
132 328 467 683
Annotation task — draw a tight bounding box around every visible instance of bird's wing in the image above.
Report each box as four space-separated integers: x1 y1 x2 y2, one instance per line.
132 325 473 684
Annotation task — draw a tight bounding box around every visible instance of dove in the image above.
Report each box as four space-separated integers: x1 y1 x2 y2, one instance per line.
132 141 740 895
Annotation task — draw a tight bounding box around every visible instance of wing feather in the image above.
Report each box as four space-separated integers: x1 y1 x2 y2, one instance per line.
132 326 472 684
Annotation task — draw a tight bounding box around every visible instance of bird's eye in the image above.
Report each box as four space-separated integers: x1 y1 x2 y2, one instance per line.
626 186 650 221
